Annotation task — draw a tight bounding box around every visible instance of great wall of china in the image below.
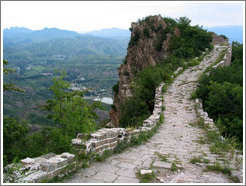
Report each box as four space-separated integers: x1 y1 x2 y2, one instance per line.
3 43 243 184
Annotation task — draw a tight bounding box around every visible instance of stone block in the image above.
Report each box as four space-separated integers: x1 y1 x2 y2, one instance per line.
40 153 56 159
52 166 68 178
109 141 117 148
71 138 82 146
21 157 35 165
60 153 75 163
140 169 153 175
22 170 50 183
47 157 68 169
40 162 55 172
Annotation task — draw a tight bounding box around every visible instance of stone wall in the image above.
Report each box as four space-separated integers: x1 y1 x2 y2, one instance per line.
4 82 164 183
194 50 243 182
72 82 165 155
3 152 76 183
212 44 232 68
195 98 243 182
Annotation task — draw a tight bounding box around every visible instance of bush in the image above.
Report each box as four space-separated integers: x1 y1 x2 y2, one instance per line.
112 82 119 95
188 59 199 67
143 28 150 37
196 42 243 148
129 31 140 47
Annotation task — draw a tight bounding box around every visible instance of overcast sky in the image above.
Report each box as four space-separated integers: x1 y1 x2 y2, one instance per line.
1 1 244 32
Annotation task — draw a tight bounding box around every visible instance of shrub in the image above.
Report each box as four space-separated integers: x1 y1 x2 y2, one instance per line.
129 31 140 47
112 82 119 95
188 59 199 67
143 28 150 37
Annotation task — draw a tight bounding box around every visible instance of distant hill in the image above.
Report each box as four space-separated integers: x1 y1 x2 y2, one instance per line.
86 27 131 39
3 27 81 45
206 25 243 43
16 36 128 57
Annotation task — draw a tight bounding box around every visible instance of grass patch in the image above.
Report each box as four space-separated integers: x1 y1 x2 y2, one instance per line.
204 162 231 175
190 92 197 100
155 152 169 162
189 122 196 127
137 170 156 183
203 159 210 164
95 150 113 162
190 156 202 164
197 117 206 129
171 162 179 172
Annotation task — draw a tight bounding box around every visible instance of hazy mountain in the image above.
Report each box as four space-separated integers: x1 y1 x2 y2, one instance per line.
3 27 81 45
4 35 128 58
206 25 243 43
86 27 131 39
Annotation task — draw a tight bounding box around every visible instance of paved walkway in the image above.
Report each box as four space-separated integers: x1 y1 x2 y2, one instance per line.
64 45 241 183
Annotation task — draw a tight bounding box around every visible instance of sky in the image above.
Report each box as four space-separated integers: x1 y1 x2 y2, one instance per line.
1 1 244 32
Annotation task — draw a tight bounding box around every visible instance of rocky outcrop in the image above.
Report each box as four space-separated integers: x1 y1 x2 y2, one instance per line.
211 32 228 45
110 15 177 127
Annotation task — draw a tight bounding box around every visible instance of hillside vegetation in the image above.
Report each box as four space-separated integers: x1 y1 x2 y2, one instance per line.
119 16 213 128
195 42 243 148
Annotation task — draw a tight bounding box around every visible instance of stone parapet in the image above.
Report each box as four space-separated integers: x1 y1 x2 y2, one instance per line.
3 152 76 183
195 98 243 182
212 44 232 69
72 82 165 155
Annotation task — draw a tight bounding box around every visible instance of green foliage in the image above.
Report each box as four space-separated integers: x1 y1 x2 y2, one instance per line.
120 16 213 128
123 71 130 76
137 171 156 183
3 117 29 165
119 66 170 128
95 150 113 162
112 82 119 95
3 60 25 92
168 18 212 59
205 162 232 175
163 17 178 27
143 28 150 37
171 162 179 172
120 96 150 128
196 42 243 148
220 34 228 40
129 31 140 47
190 157 202 164
188 59 199 67
43 72 98 138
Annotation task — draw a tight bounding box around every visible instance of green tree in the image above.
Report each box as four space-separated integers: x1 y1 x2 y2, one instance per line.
3 118 29 165
3 59 25 92
43 72 99 138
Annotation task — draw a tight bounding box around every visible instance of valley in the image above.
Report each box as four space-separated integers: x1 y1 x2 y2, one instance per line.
3 28 129 125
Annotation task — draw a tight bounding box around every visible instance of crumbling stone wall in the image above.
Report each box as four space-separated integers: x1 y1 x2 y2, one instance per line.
212 44 232 68
4 82 164 183
3 153 76 183
72 82 165 155
195 98 243 182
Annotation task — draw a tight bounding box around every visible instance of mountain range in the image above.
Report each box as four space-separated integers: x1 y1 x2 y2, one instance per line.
3 25 243 45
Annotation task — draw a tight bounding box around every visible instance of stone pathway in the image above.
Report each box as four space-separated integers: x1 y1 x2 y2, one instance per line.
64 45 242 183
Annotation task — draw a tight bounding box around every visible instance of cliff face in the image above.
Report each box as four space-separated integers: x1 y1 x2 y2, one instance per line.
211 32 228 45
110 15 178 127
